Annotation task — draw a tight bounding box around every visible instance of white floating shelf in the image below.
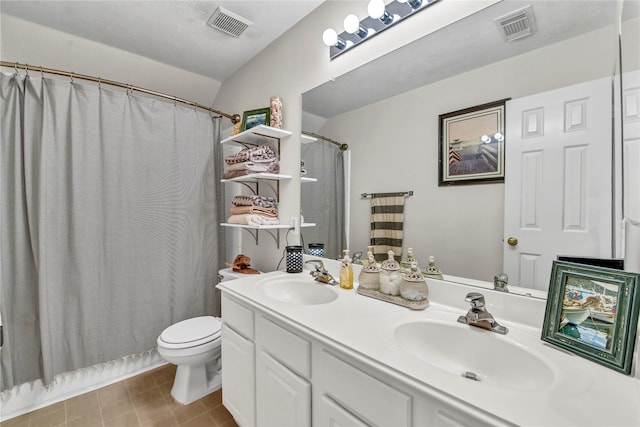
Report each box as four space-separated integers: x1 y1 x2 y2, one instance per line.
221 173 292 183
221 223 290 230
222 125 292 146
301 176 317 183
301 223 316 227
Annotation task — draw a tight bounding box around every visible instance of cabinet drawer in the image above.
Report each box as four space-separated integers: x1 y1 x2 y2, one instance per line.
256 315 311 378
222 294 254 340
320 350 411 427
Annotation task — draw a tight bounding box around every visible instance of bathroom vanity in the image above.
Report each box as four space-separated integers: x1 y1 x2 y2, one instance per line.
218 263 640 427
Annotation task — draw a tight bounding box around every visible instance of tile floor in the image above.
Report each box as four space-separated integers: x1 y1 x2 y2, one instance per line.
1 364 238 427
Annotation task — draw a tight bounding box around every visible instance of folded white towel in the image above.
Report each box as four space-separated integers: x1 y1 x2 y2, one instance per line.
227 214 280 226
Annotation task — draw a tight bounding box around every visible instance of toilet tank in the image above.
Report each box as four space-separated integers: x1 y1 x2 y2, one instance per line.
218 268 250 282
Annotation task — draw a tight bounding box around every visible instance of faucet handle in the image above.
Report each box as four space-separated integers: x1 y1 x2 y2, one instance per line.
465 292 485 309
305 260 325 272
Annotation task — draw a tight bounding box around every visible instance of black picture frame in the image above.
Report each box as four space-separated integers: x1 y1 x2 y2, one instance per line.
541 260 640 375
438 99 509 186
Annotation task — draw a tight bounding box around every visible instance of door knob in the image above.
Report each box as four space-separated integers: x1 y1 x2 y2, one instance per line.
507 237 518 246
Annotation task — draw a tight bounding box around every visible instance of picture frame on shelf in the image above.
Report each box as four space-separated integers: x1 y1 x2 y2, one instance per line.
241 107 271 131
438 99 508 186
541 260 640 375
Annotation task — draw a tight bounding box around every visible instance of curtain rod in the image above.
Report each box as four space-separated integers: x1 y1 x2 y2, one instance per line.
302 130 349 151
0 61 241 124
361 191 414 198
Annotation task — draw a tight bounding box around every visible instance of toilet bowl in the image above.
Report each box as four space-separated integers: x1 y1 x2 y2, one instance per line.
156 268 246 404
157 316 222 404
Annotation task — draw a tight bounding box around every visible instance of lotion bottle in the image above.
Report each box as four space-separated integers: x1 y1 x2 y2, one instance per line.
339 249 354 290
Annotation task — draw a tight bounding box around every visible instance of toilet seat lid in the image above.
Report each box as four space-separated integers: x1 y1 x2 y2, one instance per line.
160 316 221 345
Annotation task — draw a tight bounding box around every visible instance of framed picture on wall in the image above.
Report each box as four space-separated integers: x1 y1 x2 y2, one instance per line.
438 99 509 186
541 260 640 375
241 107 271 131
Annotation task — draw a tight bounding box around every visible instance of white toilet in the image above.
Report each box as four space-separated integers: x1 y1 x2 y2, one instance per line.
157 268 244 404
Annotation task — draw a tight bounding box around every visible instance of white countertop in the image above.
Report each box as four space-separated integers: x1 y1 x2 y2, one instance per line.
218 265 640 427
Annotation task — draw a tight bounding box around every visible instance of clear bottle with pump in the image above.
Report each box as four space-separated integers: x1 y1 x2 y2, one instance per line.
339 249 354 290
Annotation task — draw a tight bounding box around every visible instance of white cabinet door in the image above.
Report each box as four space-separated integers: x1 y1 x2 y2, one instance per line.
256 350 311 427
221 323 255 427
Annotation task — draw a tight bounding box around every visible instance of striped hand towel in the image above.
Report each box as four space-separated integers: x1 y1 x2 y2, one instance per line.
370 195 405 261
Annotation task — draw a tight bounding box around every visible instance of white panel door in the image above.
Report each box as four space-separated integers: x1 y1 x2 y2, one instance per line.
623 70 640 222
504 77 612 291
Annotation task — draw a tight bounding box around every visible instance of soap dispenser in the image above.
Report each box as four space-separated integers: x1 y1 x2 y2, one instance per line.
339 249 354 290
358 246 380 290
379 251 402 296
399 262 429 302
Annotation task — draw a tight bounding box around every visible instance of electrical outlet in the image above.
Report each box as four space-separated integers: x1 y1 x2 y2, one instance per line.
290 216 300 235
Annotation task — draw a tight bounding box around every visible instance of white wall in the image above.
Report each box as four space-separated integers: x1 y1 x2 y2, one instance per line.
0 15 221 107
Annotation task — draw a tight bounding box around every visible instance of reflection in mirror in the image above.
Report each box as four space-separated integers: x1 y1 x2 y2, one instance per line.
299 135 347 260
302 0 639 297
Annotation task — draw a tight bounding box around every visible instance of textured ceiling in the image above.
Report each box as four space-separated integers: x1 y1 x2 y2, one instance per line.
0 0 323 81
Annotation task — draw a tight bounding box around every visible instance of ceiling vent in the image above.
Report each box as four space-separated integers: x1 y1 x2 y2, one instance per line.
206 7 252 38
495 5 536 42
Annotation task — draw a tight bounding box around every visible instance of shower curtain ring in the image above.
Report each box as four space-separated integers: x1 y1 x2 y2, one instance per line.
24 64 30 77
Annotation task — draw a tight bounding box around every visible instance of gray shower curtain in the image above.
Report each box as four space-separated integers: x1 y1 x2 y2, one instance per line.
0 72 224 390
300 141 345 260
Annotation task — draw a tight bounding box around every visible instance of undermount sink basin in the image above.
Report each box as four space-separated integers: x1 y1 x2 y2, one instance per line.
259 276 338 305
394 321 554 391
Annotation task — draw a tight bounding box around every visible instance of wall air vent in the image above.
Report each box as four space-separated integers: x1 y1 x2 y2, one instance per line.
495 5 536 42
206 7 252 38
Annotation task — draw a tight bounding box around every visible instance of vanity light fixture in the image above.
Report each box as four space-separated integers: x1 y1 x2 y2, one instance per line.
322 0 440 60
398 0 423 10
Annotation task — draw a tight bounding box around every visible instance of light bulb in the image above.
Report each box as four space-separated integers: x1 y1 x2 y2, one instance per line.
322 28 338 46
367 0 385 19
344 14 368 38
481 135 491 144
494 132 504 142
344 14 359 34
322 28 346 49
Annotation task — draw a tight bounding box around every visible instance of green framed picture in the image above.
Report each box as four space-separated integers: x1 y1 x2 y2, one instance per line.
241 107 271 131
541 261 640 375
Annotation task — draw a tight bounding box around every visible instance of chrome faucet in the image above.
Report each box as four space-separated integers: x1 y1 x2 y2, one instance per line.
305 260 338 285
457 292 508 335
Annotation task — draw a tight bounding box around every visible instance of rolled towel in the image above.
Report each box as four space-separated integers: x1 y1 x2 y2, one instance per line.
225 146 277 165
232 195 277 208
223 160 280 179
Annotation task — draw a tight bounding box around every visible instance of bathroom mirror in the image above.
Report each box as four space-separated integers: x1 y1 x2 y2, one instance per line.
301 0 639 296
